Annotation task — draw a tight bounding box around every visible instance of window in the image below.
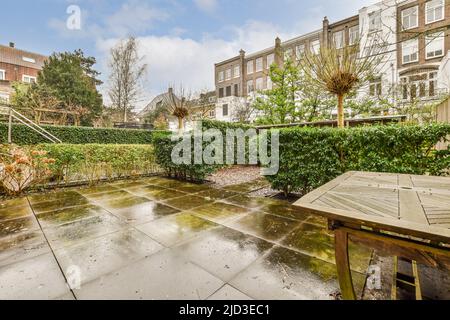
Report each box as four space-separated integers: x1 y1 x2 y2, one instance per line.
402 39 419 64
429 72 438 96
266 54 275 68
267 77 273 90
233 65 240 78
222 104 229 117
0 69 5 81
218 71 224 82
401 6 418 30
255 77 264 91
225 69 232 80
310 40 320 54
234 84 239 96
22 75 36 83
369 11 381 32
333 31 344 49
296 44 305 59
426 0 444 24
226 86 232 97
369 78 382 96
218 88 224 98
209 109 216 118
22 57 36 63
349 26 360 45
426 32 445 59
247 80 254 93
401 71 439 100
247 60 254 74
255 57 263 72
284 48 293 61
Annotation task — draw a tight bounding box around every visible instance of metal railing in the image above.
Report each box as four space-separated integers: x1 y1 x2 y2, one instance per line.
0 106 62 144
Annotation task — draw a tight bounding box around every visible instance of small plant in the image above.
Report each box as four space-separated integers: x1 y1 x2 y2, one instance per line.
0 144 54 195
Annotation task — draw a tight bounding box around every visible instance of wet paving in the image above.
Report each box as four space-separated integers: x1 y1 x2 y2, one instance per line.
1 176 379 300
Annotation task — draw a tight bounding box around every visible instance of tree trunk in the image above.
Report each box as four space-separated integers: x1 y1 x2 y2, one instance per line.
177 117 184 131
337 94 345 128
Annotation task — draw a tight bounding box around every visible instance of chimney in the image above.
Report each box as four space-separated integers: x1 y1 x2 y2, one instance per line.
168 87 173 95
9 42 15 48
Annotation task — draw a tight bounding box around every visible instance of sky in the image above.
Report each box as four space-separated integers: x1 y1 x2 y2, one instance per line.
1 0 370 111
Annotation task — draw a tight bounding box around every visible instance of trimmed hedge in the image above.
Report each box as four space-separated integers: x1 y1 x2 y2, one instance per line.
153 134 222 182
265 124 450 195
36 144 160 184
201 119 254 132
0 122 170 145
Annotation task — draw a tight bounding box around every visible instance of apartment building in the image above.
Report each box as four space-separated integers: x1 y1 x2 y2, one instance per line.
0 43 47 102
214 0 450 122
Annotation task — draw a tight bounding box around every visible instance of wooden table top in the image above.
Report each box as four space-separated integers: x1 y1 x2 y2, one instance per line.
293 171 450 245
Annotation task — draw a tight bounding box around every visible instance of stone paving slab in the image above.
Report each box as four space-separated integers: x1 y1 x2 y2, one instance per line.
0 176 381 300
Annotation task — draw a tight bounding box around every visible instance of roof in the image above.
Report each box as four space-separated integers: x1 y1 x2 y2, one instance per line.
0 45 47 69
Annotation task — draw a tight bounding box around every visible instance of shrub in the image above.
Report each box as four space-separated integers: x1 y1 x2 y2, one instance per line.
200 119 254 132
0 144 55 195
0 122 170 145
35 144 160 185
264 124 450 196
153 134 222 182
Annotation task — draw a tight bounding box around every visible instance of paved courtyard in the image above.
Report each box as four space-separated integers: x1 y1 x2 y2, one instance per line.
0 176 374 300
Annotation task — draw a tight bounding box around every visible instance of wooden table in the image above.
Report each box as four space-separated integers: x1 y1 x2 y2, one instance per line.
293 171 450 300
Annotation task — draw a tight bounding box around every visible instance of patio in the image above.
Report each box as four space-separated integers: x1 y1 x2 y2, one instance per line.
0 176 374 300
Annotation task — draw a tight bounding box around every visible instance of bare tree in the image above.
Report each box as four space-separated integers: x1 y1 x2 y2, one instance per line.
108 37 147 122
301 36 385 128
232 99 256 123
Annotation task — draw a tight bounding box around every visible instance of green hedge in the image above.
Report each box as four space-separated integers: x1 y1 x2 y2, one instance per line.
0 122 170 145
153 134 222 182
265 124 450 195
36 144 160 184
201 119 254 132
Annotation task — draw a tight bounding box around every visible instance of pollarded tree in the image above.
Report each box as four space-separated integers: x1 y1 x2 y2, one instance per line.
161 87 193 131
301 38 384 128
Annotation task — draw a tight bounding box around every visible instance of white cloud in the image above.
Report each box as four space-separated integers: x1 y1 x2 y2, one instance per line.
194 0 218 13
105 1 169 36
97 20 298 110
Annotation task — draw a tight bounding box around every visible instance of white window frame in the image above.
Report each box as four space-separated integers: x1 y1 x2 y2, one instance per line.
22 56 36 64
402 39 419 64
311 40 320 54
22 75 37 83
233 65 240 78
225 68 232 80
401 6 418 30
284 48 293 61
426 31 445 59
0 69 5 81
296 44 305 59
425 0 445 25
255 57 263 72
266 54 275 68
369 10 381 32
349 26 360 45
218 71 224 82
255 77 264 91
247 60 254 75
333 31 344 49
247 80 254 93
266 77 273 90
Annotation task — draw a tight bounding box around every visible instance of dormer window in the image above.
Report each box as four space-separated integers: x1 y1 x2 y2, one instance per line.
22 57 36 63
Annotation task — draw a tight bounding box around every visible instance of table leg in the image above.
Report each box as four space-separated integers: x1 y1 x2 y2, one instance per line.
335 229 357 300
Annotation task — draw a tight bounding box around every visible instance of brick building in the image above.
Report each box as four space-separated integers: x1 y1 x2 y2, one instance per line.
0 43 47 102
